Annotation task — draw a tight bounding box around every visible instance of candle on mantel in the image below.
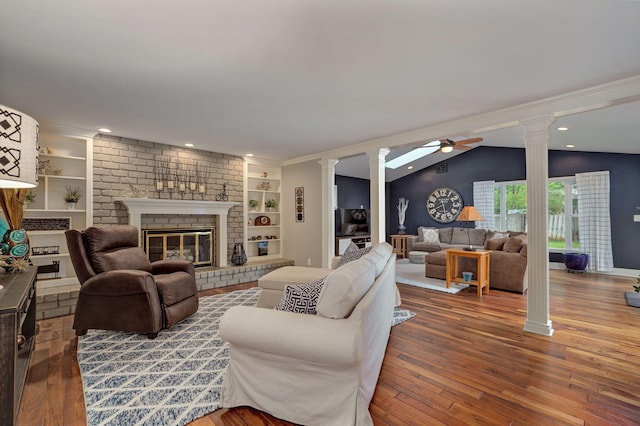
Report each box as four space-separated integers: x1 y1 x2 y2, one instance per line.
189 182 196 191
179 183 186 192
199 184 206 193
156 181 163 191
167 181 174 189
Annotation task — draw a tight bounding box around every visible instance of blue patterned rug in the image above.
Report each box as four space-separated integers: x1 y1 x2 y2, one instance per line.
77 287 415 426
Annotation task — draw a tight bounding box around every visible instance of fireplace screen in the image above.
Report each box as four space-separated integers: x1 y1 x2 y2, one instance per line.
143 228 214 267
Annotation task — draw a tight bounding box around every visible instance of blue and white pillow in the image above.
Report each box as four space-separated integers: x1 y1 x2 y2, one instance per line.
337 242 372 268
275 277 326 315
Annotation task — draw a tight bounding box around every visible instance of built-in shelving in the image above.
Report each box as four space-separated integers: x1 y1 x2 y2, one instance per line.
24 133 93 288
244 163 282 260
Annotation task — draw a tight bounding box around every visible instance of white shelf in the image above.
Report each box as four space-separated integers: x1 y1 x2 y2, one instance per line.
25 230 66 236
30 253 69 259
38 175 86 181
40 153 86 161
245 163 282 260
247 239 281 243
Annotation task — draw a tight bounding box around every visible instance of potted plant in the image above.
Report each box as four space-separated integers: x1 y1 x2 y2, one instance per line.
625 275 640 308
265 199 278 212
24 191 36 209
64 186 81 210
249 199 259 212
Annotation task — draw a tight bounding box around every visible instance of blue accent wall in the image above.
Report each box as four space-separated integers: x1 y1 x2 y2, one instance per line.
388 146 640 269
335 175 370 235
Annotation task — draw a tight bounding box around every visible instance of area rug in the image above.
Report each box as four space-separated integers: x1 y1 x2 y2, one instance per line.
395 259 469 294
77 287 415 426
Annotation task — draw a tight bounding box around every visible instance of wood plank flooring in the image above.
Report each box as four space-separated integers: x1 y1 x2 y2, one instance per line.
17 270 640 425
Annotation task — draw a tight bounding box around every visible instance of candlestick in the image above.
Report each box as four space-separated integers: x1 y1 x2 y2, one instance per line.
167 181 174 189
156 181 163 191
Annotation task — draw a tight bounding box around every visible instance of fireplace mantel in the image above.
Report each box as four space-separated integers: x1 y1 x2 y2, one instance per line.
115 198 239 267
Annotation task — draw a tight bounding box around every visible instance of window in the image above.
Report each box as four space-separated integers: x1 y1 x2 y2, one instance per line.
492 177 579 251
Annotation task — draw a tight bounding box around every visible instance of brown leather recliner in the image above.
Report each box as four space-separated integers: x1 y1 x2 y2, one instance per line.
65 225 199 339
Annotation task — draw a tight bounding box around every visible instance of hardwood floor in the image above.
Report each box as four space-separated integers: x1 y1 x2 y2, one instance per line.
17 270 640 425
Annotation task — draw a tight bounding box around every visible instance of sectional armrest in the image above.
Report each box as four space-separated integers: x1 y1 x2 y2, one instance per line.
220 305 360 366
406 235 420 253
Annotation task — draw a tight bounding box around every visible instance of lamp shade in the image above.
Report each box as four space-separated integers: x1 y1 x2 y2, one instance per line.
0 104 39 188
458 205 483 222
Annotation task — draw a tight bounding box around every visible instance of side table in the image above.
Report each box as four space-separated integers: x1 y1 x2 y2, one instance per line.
445 249 490 297
390 235 409 259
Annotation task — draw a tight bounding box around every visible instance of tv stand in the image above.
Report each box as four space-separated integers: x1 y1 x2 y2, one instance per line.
335 235 372 256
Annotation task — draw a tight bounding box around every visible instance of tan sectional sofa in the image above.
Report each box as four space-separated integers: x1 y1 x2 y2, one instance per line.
407 226 514 253
424 234 528 294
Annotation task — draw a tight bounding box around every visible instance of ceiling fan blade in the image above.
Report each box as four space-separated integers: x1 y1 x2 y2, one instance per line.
454 137 483 146
454 145 471 151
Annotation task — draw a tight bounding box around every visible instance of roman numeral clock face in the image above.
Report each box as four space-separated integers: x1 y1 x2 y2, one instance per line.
426 187 464 224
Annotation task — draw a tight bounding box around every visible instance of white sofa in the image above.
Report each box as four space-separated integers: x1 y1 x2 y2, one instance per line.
220 242 397 425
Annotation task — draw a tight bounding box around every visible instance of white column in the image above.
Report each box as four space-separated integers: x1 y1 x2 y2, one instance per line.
319 158 339 268
366 148 390 244
521 116 555 336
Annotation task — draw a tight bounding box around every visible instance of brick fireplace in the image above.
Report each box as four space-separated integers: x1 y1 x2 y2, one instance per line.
115 198 238 267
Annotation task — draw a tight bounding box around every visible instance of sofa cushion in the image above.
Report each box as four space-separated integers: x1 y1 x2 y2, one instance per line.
411 241 441 252
503 235 527 253
488 231 509 240
361 242 393 277
275 277 326 315
438 227 453 244
336 242 372 268
484 237 507 251
420 228 439 243
317 257 376 319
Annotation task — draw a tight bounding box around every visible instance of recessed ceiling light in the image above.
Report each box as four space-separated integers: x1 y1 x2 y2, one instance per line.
557 127 569 131
99 128 111 133
565 144 575 148
185 143 194 147
407 166 414 170
246 153 254 157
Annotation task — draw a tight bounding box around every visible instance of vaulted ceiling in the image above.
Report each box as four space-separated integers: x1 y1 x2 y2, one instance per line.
2 0 640 174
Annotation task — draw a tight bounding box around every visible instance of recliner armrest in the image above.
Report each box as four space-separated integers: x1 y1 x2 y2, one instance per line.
79 270 158 297
151 260 195 278
220 306 360 366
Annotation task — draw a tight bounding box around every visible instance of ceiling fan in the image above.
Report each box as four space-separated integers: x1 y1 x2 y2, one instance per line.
385 137 483 169
423 137 484 153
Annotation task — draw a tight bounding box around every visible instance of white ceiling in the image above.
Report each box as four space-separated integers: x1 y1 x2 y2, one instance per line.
2 1 640 173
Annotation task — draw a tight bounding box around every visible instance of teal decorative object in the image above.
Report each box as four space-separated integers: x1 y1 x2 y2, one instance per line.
1 228 30 270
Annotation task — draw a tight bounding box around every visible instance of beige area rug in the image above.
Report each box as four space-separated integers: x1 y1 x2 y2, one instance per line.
395 259 469 294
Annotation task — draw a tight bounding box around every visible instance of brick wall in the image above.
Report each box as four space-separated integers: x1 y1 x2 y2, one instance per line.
92 134 245 261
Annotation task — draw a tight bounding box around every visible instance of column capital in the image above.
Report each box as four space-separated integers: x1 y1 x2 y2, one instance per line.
519 115 556 137
366 148 391 161
318 158 339 169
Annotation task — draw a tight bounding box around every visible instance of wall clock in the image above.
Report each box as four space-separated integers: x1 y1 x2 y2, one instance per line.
255 215 271 226
426 187 464 224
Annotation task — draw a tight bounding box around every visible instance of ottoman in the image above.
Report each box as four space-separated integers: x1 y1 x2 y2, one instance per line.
408 251 428 264
425 250 447 280
257 266 332 308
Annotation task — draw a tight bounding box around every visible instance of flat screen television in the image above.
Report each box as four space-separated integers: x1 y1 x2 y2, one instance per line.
339 208 370 236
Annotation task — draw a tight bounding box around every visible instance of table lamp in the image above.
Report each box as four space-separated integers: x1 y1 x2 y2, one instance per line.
457 206 483 251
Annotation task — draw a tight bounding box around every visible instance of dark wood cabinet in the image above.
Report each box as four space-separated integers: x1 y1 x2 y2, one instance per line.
0 267 37 426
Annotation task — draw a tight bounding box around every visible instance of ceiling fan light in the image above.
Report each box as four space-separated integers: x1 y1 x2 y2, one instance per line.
440 145 454 153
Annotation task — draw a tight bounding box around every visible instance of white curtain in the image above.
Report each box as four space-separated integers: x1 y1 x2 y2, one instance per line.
473 180 496 230
576 171 613 272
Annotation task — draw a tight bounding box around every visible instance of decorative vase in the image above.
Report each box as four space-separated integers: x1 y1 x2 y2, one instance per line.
66 202 76 210
397 224 406 235
625 291 640 308
1 229 30 271
231 243 247 266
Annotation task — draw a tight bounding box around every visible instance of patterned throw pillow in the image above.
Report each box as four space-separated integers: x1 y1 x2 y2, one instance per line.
274 277 326 315
421 228 440 243
337 242 372 268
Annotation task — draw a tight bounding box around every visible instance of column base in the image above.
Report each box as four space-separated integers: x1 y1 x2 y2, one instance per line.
524 319 554 336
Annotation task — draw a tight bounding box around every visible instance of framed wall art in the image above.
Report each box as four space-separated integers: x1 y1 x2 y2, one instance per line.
295 187 304 222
